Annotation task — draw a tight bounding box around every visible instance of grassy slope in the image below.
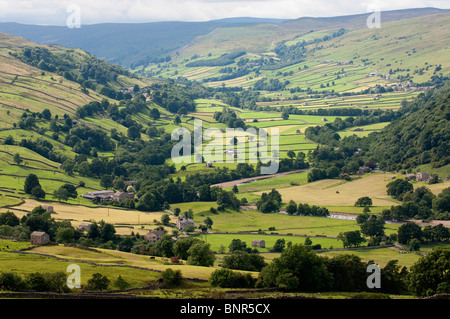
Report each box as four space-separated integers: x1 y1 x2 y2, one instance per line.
0 33 156 207
0 20 448 293
311 13 450 83
141 12 450 107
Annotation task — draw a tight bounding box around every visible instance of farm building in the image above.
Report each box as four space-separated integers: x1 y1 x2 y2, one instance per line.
42 205 54 212
176 218 194 231
113 191 135 202
144 230 165 243
30 231 50 246
81 190 114 202
252 239 265 248
77 223 91 231
416 172 430 182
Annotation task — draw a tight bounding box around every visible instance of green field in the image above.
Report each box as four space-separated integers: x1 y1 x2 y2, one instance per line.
198 233 345 253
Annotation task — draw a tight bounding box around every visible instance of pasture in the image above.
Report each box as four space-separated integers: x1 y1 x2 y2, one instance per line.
1 199 171 236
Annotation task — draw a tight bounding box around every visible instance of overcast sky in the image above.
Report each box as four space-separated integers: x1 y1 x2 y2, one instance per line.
0 0 449 25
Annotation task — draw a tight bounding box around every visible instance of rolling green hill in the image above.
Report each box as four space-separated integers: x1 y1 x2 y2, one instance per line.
0 9 449 300
139 9 450 100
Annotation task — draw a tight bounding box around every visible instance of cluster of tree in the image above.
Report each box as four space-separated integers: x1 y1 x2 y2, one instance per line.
356 213 387 246
75 99 112 119
255 243 449 296
285 200 330 217
305 144 379 183
52 184 78 202
218 90 259 109
221 238 267 271
131 235 216 267
0 271 70 293
364 83 450 170
253 78 289 91
209 268 256 289
151 83 197 114
213 107 246 129
222 251 267 272
256 189 282 213
64 125 116 155
135 176 243 213
17 137 66 164
396 222 449 251
304 111 398 147
384 180 450 220
307 166 340 182
254 243 411 294
61 138 175 182
337 212 389 248
262 41 307 70
0 270 133 292
249 104 397 119
76 94 148 134
279 152 310 172
185 51 246 67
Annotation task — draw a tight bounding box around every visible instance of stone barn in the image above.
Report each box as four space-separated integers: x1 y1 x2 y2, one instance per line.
42 205 54 212
144 230 165 243
252 239 265 248
30 231 50 246
176 218 194 231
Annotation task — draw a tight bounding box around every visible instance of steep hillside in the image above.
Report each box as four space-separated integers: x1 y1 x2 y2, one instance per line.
366 82 450 171
0 33 174 208
0 33 152 128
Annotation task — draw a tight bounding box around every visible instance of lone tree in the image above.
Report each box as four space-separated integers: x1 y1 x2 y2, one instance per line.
161 268 183 288
113 275 130 290
86 273 110 291
204 216 213 229
13 153 22 165
337 230 366 248
354 196 373 207
187 242 215 267
24 174 40 194
150 107 161 120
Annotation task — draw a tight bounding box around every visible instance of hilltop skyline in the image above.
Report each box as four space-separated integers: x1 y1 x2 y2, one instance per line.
0 0 449 26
